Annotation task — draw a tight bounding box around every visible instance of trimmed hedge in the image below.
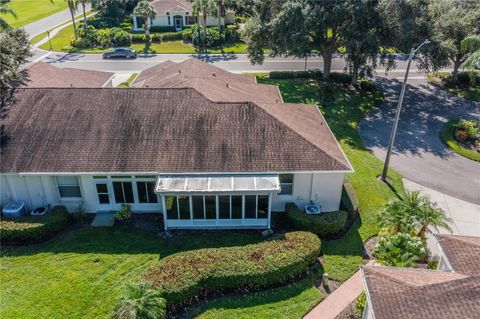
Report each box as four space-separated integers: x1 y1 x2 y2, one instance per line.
141 231 320 306
1 205 70 244
285 203 348 238
270 69 323 80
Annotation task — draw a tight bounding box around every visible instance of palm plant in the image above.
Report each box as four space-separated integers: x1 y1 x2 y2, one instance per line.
193 0 217 52
216 0 225 31
415 202 452 237
0 3 16 30
133 0 156 51
65 0 79 34
461 35 480 70
114 283 166 319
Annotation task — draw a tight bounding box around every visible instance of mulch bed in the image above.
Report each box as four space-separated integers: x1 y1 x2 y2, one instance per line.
362 235 378 260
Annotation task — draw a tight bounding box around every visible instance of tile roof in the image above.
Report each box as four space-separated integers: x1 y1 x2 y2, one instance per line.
436 234 480 276
25 62 113 88
362 266 480 319
132 59 282 103
150 0 193 15
0 88 352 173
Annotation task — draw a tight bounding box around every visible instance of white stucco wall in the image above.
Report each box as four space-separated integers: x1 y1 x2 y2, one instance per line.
133 13 226 31
272 172 345 212
1 172 345 215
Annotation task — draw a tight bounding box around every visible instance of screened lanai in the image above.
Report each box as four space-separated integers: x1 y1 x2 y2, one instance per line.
155 174 280 229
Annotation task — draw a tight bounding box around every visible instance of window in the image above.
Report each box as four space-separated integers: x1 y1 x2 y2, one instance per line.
245 195 256 219
185 16 196 25
192 196 204 219
137 181 158 203
279 174 294 195
167 16 171 25
165 196 178 219
95 183 110 204
178 196 190 219
205 196 216 219
56 176 81 198
231 195 242 219
113 181 134 203
258 195 269 219
219 195 230 219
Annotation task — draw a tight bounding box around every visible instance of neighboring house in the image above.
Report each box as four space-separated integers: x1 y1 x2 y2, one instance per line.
361 234 480 319
132 58 283 103
132 0 235 32
25 61 114 88
0 60 352 230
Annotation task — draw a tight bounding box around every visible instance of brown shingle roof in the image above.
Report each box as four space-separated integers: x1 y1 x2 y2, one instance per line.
0 88 351 173
436 234 480 276
132 59 282 103
25 62 113 88
150 0 192 15
362 266 480 319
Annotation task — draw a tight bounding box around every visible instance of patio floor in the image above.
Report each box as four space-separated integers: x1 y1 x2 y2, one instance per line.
91 212 115 227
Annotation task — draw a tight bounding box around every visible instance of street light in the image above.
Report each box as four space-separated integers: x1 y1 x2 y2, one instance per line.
381 39 430 182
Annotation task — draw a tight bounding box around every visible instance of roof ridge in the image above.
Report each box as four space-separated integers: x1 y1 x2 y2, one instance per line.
257 102 351 170
253 102 351 171
436 234 480 247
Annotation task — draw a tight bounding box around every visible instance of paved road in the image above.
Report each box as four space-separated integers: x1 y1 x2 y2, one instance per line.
359 78 480 204
22 4 91 39
33 52 421 77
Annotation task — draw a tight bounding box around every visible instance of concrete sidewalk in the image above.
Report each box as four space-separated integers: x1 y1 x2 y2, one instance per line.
304 262 375 319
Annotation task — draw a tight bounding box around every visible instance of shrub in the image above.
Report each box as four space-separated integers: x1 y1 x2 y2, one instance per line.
355 292 366 318
95 29 113 48
181 28 193 42
132 33 145 43
329 72 351 84
285 203 348 238
160 32 183 42
150 26 176 33
373 233 429 267
269 69 323 80
114 283 166 319
440 71 480 87
357 78 377 92
456 129 469 142
71 37 92 48
110 27 132 46
115 204 132 221
0 205 69 244
141 231 320 306
191 26 223 47
454 119 479 141
224 27 241 43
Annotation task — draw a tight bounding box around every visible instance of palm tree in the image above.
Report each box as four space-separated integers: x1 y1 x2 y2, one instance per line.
415 202 452 237
0 3 17 30
216 0 225 31
377 191 422 234
65 0 79 34
133 0 156 51
460 35 480 70
78 0 90 31
114 283 166 319
193 0 217 52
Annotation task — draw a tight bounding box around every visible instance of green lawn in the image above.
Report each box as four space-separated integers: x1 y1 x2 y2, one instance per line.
439 120 480 162
39 23 247 54
254 77 403 279
3 0 69 28
0 227 265 319
446 86 480 102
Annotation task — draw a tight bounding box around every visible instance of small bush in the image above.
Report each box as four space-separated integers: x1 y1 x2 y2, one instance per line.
1 206 70 244
142 231 320 306
329 72 351 84
270 69 323 80
115 204 132 221
150 26 176 33
454 119 479 141
355 292 366 318
191 26 223 47
114 283 166 319
110 27 132 46
373 233 428 267
132 33 145 43
224 27 241 43
71 37 92 48
357 78 377 92
160 32 183 42
285 203 348 238
181 28 193 42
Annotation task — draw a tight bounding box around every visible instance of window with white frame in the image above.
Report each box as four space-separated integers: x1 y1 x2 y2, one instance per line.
279 174 294 195
136 181 158 203
185 16 196 25
56 176 81 198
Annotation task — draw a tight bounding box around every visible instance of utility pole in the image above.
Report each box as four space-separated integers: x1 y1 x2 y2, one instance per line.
381 39 430 182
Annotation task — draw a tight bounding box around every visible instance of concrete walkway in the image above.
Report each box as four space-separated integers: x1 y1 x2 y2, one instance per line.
23 4 91 39
304 262 375 319
91 212 115 227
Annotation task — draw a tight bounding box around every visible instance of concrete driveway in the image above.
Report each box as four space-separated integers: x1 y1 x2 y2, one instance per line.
359 77 480 204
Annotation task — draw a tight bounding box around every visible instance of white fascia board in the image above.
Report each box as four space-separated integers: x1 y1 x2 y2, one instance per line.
360 267 376 319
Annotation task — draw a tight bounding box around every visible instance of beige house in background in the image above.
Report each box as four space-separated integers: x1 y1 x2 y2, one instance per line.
132 0 235 32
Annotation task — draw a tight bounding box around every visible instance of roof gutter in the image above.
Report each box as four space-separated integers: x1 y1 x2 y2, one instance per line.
360 266 376 319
